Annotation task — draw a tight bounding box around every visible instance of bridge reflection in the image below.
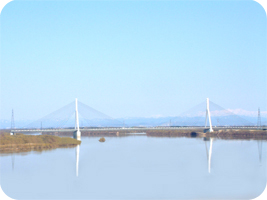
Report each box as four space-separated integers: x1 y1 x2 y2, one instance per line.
12 154 15 171
75 133 81 177
204 137 213 173
76 145 80 177
203 137 264 173
258 140 263 164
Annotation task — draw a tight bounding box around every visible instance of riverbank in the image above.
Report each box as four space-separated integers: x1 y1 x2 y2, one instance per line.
0 133 81 153
39 128 267 140
145 129 267 140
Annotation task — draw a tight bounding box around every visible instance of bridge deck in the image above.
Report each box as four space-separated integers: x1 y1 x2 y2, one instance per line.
11 126 261 133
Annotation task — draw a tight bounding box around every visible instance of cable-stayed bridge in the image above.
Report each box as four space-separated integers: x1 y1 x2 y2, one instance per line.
26 99 125 129
162 99 256 127
10 98 262 135
8 98 265 178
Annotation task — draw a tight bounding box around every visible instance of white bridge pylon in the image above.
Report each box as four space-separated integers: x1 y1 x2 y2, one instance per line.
73 98 81 140
205 98 214 132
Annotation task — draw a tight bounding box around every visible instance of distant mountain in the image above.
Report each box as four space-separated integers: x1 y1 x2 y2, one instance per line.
0 119 34 129
1 115 266 129
118 116 267 127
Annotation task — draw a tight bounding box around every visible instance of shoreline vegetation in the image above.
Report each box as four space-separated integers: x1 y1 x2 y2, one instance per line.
99 137 106 142
0 133 81 153
40 129 267 140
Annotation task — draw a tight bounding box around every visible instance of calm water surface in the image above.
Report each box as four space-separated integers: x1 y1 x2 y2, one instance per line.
1 136 266 199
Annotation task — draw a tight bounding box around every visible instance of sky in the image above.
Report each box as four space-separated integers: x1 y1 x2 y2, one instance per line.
0 0 266 120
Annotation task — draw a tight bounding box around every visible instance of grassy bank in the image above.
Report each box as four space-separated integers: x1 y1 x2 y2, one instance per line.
0 133 81 153
40 128 267 140
145 129 267 140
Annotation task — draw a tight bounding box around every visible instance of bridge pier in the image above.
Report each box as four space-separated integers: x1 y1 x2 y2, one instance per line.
73 130 81 141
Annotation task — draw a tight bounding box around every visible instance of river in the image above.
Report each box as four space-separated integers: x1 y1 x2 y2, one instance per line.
0 135 266 199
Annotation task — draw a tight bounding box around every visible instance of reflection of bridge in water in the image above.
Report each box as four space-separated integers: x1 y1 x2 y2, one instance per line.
203 137 265 173
76 145 79 177
204 137 213 173
9 136 265 176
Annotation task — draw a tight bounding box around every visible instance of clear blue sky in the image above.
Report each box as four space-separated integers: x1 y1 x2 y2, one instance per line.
0 0 266 120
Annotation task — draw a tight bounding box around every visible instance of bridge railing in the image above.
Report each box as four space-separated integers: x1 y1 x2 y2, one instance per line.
11 126 260 132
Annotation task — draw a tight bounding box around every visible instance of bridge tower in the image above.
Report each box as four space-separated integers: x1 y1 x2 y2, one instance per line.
73 98 81 140
205 98 213 132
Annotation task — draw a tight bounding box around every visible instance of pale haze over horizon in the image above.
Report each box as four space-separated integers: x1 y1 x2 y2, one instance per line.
0 0 266 120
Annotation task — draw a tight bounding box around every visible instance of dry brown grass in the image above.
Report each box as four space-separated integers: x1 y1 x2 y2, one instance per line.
0 133 81 153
